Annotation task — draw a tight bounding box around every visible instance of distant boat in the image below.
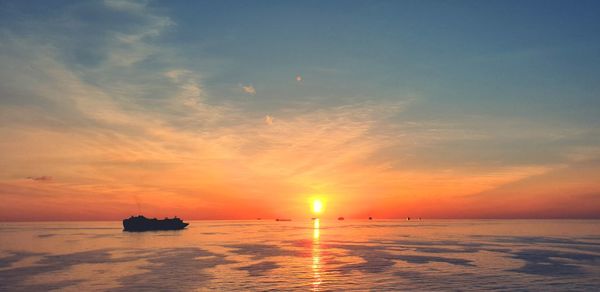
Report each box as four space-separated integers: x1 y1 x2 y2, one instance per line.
338 217 345 220
406 217 411 221
123 215 188 232
276 218 292 221
368 216 373 220
311 217 317 220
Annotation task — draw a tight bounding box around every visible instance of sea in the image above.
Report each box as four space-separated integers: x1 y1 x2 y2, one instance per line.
1 219 599 291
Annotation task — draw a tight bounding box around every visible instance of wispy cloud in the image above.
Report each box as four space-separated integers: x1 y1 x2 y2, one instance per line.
26 176 52 182
241 84 256 95
264 115 274 125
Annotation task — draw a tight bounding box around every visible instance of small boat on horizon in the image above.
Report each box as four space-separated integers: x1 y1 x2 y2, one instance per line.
276 218 292 221
123 215 189 232
338 217 344 220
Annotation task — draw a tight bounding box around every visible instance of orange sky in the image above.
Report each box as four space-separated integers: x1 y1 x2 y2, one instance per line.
1 1 600 220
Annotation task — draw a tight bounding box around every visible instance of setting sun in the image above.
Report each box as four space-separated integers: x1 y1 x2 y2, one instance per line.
312 199 323 214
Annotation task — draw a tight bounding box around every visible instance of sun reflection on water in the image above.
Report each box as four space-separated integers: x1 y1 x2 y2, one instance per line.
312 219 321 291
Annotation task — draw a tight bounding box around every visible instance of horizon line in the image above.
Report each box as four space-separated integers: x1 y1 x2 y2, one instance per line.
2 217 600 223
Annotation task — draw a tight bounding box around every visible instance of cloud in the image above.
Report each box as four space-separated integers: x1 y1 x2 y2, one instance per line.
264 115 274 125
163 69 216 113
241 84 256 95
26 176 52 182
164 69 190 82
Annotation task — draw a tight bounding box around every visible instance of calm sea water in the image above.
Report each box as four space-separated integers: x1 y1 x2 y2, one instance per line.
1 219 599 291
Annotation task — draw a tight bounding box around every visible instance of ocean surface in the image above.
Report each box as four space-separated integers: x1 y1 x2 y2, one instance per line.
1 219 599 291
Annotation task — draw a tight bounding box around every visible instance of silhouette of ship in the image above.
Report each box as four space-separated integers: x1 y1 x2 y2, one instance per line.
123 215 189 232
338 217 345 220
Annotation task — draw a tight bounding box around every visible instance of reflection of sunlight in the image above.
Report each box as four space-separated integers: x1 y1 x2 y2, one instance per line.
312 219 321 291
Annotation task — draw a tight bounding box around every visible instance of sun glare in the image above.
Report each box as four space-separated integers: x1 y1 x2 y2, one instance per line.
312 199 323 214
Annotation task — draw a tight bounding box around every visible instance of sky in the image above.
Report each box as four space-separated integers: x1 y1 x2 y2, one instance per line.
1 0 600 220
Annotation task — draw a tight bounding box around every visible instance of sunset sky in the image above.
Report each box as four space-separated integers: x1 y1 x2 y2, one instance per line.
1 0 599 220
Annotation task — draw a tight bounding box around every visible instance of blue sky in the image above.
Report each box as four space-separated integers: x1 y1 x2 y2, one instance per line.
162 0 600 113
1 0 599 219
3 0 599 116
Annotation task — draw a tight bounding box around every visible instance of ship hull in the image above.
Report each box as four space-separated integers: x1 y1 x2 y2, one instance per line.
123 216 189 232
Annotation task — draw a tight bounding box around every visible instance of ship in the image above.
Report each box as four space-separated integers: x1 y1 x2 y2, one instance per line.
123 215 189 232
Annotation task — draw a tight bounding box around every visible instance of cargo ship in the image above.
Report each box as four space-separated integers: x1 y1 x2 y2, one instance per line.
123 215 189 232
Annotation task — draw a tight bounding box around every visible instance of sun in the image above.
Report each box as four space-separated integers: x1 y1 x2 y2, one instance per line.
312 199 323 214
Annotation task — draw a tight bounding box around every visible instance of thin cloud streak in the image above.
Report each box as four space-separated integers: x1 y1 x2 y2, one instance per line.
26 176 52 182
